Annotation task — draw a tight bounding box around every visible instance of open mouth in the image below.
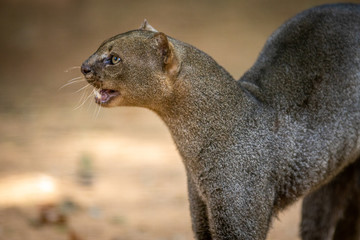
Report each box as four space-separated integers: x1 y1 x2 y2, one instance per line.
94 88 121 105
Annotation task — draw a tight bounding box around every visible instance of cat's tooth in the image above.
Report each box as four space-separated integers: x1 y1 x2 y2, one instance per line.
94 89 101 99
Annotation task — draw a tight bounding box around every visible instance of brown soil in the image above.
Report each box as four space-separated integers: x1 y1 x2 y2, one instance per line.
0 0 349 239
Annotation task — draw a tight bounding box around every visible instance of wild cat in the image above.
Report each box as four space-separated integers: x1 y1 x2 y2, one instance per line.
81 4 360 239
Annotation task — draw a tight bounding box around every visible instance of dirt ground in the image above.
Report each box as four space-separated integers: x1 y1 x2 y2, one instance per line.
0 0 354 239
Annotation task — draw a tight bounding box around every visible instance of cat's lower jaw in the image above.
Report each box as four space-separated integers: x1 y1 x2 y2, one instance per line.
94 88 121 106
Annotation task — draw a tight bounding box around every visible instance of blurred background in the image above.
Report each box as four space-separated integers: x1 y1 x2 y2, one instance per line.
0 0 356 239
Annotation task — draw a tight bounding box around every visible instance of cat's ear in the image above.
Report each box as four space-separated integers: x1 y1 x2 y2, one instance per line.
152 32 179 76
139 19 158 32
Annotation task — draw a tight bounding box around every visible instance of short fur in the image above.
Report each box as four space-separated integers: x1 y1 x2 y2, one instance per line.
81 4 360 239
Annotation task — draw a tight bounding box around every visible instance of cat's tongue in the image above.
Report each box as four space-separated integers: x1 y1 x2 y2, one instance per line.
94 89 120 104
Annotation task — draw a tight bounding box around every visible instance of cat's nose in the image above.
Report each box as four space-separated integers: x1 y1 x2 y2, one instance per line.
81 63 92 76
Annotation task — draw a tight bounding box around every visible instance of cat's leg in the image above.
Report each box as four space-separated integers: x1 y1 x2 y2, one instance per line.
187 175 212 240
203 177 274 240
301 159 360 240
332 190 360 240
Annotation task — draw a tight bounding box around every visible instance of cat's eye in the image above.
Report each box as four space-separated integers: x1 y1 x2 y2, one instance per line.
111 55 121 64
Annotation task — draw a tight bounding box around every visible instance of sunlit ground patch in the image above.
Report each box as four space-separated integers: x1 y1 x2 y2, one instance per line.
0 173 60 207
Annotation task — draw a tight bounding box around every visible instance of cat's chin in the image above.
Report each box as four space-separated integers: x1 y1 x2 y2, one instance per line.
94 88 121 107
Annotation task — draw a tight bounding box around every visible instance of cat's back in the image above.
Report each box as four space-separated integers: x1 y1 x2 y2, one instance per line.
239 4 360 115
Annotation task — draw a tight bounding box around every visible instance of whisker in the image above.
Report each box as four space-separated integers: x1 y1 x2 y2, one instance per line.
64 66 81 73
73 89 94 110
94 102 102 119
86 90 95 111
91 88 100 117
59 79 85 90
92 103 98 118
67 76 84 83
77 86 89 106
73 84 90 93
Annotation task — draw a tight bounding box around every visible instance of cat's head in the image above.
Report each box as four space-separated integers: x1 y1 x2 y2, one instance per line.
81 20 179 109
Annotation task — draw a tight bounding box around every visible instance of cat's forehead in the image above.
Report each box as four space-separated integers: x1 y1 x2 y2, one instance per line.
97 30 153 51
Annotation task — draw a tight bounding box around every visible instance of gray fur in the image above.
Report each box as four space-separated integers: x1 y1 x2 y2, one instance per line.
81 3 360 239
